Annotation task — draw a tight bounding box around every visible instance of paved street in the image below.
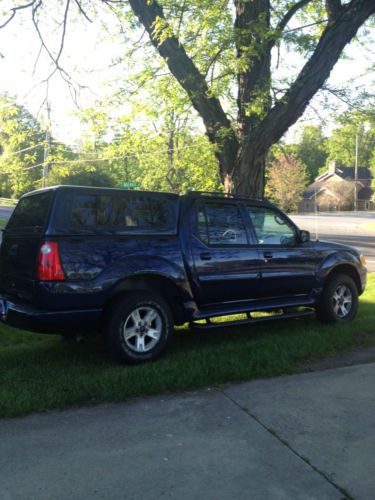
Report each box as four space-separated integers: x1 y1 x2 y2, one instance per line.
291 212 375 272
1 361 375 499
0 206 14 220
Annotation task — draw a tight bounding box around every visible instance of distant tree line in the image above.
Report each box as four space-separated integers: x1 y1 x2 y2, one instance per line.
1 95 374 212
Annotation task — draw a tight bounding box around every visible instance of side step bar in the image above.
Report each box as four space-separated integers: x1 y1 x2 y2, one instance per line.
189 309 315 330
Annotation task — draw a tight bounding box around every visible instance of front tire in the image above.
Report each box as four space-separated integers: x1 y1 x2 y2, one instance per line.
105 292 173 364
316 273 358 323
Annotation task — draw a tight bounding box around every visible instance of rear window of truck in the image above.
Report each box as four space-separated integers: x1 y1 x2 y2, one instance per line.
6 191 52 232
53 191 179 235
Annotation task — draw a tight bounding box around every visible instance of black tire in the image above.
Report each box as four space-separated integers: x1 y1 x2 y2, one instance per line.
316 273 358 323
105 292 173 364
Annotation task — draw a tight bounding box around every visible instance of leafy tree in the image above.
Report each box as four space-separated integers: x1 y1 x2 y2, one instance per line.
0 97 91 196
78 108 221 193
1 1 374 197
0 96 45 197
327 111 375 170
291 125 328 181
265 154 308 212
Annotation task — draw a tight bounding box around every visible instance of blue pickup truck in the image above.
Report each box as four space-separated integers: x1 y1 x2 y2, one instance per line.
0 186 367 363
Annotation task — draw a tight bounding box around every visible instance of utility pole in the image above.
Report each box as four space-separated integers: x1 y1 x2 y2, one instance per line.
42 102 51 188
354 133 359 212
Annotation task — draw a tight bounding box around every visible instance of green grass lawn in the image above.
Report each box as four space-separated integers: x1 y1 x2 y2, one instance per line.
1 274 374 418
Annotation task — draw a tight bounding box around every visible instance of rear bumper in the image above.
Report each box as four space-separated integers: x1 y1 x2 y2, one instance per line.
0 298 102 334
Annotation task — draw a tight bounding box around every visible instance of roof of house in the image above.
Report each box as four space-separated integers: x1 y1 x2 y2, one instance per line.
337 166 372 181
302 164 373 202
358 186 373 200
301 184 339 200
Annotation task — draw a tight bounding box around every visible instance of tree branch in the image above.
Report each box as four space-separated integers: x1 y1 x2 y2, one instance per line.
56 0 71 66
234 0 272 140
325 0 342 23
74 0 93 22
123 0 239 178
275 0 312 34
0 1 36 29
241 0 375 165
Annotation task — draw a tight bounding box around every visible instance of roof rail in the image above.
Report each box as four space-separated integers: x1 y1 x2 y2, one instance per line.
186 190 233 198
185 190 267 203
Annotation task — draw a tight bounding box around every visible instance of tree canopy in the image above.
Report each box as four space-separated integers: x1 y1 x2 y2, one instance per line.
1 96 373 211
1 0 374 196
0 96 44 197
327 111 375 172
0 96 221 197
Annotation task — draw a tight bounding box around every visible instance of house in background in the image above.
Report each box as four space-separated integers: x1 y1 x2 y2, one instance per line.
299 160 374 212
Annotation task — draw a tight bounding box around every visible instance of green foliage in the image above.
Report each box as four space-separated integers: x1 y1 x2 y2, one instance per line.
266 154 309 212
0 96 45 197
0 96 220 196
78 110 221 193
327 111 375 170
0 97 86 196
290 125 328 181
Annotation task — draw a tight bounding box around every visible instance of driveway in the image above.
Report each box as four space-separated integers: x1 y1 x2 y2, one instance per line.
1 361 375 499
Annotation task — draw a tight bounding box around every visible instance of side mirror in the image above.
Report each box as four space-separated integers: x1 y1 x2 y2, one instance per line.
300 230 310 243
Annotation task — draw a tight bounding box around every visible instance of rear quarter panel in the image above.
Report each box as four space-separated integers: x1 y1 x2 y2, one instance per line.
37 236 192 309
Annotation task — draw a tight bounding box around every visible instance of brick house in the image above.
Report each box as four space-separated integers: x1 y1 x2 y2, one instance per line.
299 160 374 212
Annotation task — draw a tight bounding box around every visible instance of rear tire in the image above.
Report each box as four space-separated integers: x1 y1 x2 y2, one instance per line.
316 273 358 323
105 292 173 364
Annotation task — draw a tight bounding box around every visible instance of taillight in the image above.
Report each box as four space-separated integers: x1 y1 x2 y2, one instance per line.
37 242 65 281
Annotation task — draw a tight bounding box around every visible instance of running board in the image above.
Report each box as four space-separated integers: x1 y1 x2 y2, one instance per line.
189 309 315 330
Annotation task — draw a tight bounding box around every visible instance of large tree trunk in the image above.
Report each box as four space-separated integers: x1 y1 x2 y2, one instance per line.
233 154 266 197
218 0 271 197
126 0 375 198
221 146 266 197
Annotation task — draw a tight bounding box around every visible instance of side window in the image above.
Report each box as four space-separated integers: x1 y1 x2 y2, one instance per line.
247 206 297 246
57 193 178 234
197 202 248 245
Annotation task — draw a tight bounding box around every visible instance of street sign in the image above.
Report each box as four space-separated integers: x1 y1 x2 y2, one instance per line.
120 181 141 189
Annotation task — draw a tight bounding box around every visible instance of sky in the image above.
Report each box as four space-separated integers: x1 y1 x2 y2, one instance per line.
0 2 374 146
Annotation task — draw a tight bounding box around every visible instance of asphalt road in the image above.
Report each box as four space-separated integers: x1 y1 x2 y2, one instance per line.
291 212 375 272
0 205 14 219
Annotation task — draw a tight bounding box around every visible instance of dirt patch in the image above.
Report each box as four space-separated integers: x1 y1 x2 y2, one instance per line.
298 345 375 373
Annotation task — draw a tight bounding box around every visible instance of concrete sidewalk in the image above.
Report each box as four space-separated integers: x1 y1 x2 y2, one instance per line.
1 362 375 500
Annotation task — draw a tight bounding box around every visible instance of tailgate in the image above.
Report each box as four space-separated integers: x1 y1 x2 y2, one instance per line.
0 190 53 300
0 233 41 300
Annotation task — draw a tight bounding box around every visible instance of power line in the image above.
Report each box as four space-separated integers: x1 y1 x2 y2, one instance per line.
0 162 45 175
0 143 203 174
0 143 44 157
50 144 205 165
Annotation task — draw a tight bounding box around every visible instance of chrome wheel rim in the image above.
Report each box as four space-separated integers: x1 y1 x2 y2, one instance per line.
332 284 352 318
123 306 162 353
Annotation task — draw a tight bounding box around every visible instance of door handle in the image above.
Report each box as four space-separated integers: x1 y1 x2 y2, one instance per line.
200 252 212 260
263 251 273 260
